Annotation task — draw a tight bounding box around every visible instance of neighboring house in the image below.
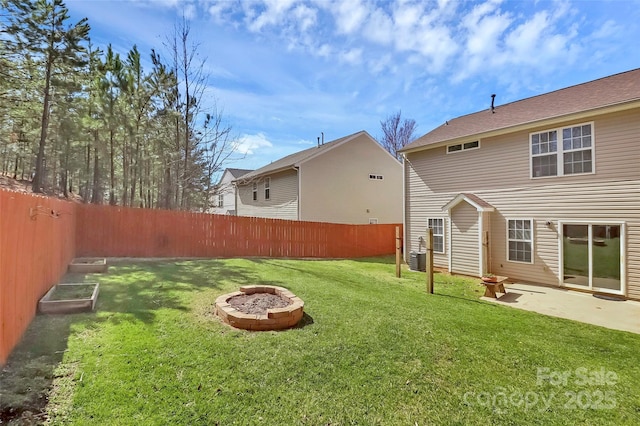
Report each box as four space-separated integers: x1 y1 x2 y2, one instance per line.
400 68 640 300
210 168 253 215
234 131 402 224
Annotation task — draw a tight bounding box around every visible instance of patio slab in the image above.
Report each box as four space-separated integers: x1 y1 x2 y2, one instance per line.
484 282 640 334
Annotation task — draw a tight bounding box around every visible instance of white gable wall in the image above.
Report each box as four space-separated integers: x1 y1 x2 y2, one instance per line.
210 170 237 215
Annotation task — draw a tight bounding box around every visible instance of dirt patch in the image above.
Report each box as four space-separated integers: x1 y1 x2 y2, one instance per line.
0 173 83 202
49 286 94 301
228 293 292 315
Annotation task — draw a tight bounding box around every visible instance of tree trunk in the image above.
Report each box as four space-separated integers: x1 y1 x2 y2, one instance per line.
109 129 116 205
32 54 53 193
62 136 71 198
91 144 101 204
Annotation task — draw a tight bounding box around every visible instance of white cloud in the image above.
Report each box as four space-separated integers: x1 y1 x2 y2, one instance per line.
364 7 394 44
389 1 458 71
339 47 363 65
331 0 369 34
315 43 332 57
208 1 236 23
454 0 512 80
247 0 297 32
292 4 317 32
236 133 274 155
502 7 577 67
589 19 622 40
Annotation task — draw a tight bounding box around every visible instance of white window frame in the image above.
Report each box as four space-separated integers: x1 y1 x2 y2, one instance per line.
369 174 383 180
217 192 223 208
427 217 445 254
530 121 595 179
446 140 480 154
264 177 270 200
252 183 257 201
558 220 626 296
369 218 378 224
506 218 534 264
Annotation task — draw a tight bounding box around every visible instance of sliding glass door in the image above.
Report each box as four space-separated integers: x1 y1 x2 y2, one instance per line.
562 223 623 294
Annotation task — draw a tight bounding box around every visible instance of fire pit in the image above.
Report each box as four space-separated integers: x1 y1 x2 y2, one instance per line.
215 285 304 331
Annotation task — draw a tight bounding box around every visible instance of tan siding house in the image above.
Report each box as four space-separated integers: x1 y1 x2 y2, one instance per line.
236 169 299 220
210 168 253 215
235 131 402 224
401 68 640 300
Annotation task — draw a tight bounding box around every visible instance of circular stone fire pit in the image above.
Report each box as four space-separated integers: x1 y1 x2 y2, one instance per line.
215 285 304 331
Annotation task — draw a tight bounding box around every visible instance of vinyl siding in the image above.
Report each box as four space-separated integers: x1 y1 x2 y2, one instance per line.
236 169 298 220
450 202 480 276
405 108 640 299
210 172 236 215
299 133 402 224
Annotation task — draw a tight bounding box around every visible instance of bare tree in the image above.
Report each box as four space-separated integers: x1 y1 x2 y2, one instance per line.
378 110 417 160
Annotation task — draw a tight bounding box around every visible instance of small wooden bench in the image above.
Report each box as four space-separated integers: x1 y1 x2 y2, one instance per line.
480 276 508 298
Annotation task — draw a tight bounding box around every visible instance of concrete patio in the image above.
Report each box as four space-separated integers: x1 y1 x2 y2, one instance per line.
483 282 640 334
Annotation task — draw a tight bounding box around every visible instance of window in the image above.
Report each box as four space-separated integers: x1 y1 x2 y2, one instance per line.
369 218 378 224
447 140 480 154
369 174 383 180
427 218 445 254
507 219 533 263
264 177 270 200
252 183 257 201
562 124 593 175
531 123 593 178
217 193 223 208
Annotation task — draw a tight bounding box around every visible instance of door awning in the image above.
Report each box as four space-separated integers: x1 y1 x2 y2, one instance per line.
442 193 495 212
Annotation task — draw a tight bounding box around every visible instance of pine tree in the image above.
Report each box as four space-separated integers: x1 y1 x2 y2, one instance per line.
5 0 90 192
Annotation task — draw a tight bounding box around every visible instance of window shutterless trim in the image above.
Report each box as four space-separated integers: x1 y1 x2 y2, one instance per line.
427 217 446 254
264 177 270 200
446 140 480 154
506 218 534 264
530 121 595 179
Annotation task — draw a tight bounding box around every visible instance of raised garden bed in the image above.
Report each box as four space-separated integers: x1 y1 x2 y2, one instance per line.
38 283 100 314
68 257 108 273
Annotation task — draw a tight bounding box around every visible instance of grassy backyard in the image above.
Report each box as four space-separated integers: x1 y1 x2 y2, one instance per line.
2 257 639 425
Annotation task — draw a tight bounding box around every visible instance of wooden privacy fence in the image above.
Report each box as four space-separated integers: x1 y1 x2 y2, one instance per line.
0 189 76 365
1 192 400 364
76 204 400 259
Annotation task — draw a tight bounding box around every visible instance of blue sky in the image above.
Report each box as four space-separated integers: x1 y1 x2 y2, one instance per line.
66 0 640 171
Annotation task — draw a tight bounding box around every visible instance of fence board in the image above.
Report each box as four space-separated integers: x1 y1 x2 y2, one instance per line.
0 190 76 365
75 204 399 259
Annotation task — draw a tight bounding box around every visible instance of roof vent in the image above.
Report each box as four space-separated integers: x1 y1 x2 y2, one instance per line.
491 94 496 114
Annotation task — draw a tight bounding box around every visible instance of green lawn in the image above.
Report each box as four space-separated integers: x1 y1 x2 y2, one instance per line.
2 257 639 425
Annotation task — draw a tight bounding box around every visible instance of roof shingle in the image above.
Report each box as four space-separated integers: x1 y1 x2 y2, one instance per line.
402 68 640 152
235 131 366 182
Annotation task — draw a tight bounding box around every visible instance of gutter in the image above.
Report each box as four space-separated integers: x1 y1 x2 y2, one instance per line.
400 99 640 155
233 165 298 185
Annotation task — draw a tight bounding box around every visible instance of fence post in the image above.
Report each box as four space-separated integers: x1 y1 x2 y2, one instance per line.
426 228 434 294
395 226 401 278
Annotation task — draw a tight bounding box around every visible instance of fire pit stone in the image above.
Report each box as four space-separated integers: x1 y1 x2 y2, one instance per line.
215 285 304 331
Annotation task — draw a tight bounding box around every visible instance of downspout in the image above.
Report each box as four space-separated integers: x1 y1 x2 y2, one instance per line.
402 154 407 262
295 166 301 220
478 211 484 277
233 182 238 216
